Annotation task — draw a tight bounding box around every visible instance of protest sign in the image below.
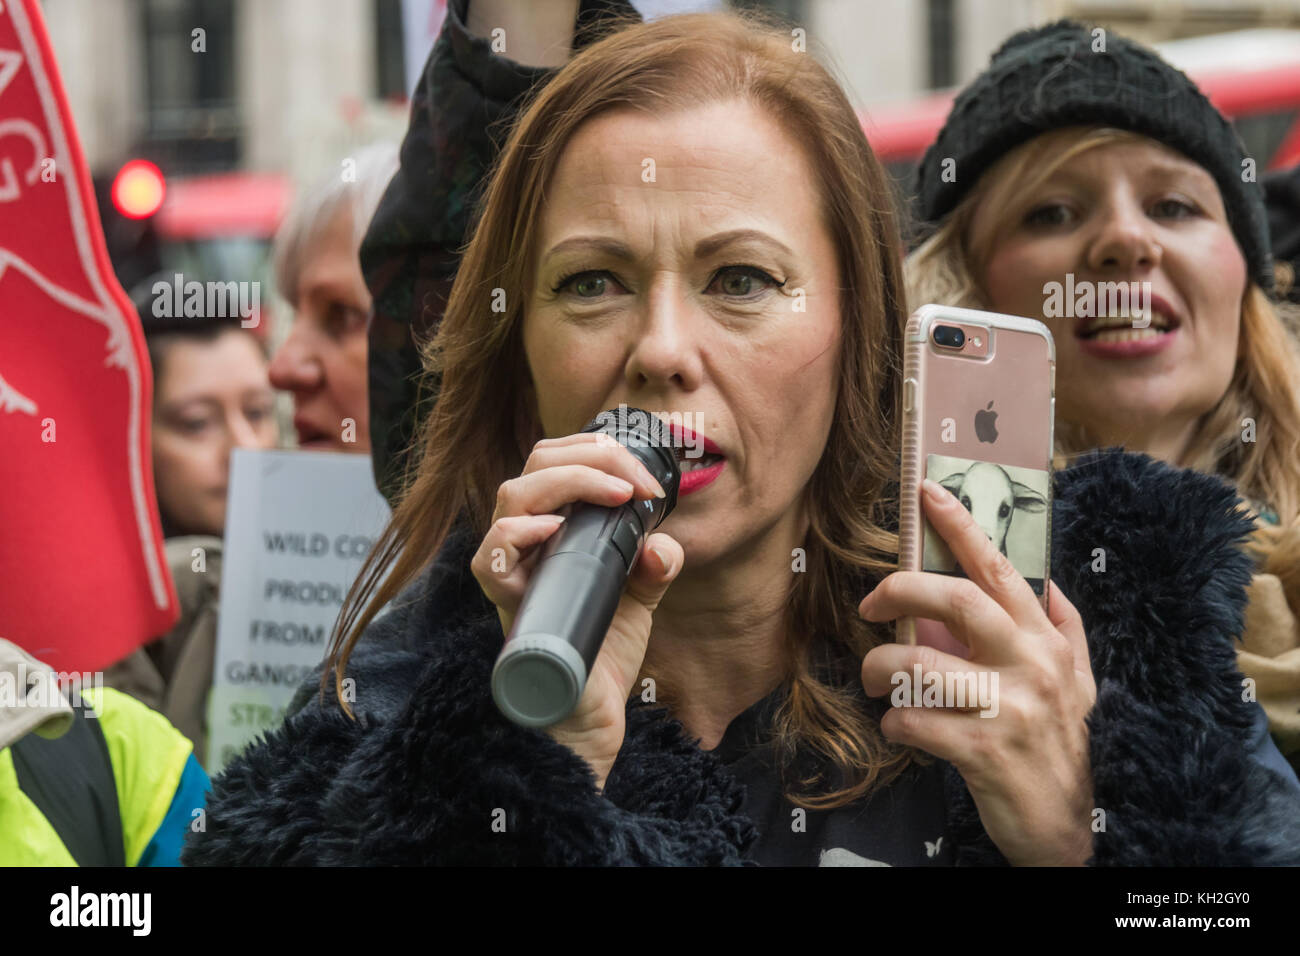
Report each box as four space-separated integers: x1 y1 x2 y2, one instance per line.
208 449 390 772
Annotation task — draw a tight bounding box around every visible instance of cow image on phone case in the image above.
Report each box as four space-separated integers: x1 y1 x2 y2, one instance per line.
898 305 1056 659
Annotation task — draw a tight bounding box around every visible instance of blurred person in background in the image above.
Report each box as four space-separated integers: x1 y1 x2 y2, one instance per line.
107 140 399 756
2 637 209 866
102 289 278 763
144 308 280 537
268 142 400 454
906 20 1300 775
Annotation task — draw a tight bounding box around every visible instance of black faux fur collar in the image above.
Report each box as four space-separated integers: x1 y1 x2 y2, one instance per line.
185 450 1300 866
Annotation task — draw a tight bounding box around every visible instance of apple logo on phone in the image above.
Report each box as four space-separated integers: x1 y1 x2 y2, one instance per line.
975 401 998 443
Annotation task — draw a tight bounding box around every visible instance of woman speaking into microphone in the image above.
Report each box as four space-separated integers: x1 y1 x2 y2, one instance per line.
185 3 1300 866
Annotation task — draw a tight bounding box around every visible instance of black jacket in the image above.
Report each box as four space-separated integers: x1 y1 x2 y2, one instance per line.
183 451 1300 866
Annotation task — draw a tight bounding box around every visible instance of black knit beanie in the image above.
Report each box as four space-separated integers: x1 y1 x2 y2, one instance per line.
914 19 1273 291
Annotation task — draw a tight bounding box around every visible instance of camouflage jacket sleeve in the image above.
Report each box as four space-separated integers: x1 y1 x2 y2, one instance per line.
360 0 642 503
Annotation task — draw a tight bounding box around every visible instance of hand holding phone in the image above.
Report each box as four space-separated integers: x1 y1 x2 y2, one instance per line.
858 305 1097 865
859 475 1096 865
897 305 1055 657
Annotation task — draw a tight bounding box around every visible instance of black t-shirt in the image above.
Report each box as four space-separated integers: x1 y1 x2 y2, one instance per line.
711 687 955 866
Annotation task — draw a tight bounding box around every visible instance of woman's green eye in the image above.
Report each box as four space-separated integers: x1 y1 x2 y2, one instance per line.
708 265 781 298
574 275 606 297
553 271 619 298
721 272 753 295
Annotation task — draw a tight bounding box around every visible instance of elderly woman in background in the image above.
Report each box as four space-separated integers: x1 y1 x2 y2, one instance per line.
905 21 1300 773
268 142 400 453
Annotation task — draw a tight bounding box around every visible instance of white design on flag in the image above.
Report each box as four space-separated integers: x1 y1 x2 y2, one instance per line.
0 371 33 414
0 116 45 198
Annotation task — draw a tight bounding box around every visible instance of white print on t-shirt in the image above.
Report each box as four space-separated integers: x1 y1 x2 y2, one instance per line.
818 847 890 866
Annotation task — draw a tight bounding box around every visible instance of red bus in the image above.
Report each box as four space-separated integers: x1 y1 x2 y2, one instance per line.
863 29 1300 190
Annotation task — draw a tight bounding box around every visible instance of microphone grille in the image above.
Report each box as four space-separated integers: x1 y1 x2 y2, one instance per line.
580 405 672 450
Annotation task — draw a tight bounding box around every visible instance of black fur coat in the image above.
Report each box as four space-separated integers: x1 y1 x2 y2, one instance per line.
183 451 1300 866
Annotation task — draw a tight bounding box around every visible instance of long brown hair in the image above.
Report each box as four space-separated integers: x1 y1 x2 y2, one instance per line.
327 10 916 808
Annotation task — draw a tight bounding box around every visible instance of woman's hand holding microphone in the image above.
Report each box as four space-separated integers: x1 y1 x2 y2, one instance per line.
470 431 684 792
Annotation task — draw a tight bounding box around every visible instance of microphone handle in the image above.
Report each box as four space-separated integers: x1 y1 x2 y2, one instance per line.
491 500 649 726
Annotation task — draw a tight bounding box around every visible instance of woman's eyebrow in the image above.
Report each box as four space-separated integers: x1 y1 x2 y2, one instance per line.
542 236 636 264
694 229 794 259
1137 159 1216 190
1032 167 1091 191
1040 158 1213 192
541 229 795 266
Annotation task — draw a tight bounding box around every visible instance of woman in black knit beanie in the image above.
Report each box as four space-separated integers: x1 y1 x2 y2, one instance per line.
906 20 1300 772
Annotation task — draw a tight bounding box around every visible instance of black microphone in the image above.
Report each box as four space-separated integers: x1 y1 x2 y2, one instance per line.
491 407 681 728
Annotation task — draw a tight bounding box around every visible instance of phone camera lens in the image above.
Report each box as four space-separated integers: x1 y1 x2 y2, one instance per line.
933 325 966 349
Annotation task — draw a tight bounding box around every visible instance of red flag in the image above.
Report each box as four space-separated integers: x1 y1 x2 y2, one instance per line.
0 0 178 673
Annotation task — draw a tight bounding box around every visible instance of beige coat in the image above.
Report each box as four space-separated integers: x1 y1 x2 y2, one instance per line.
1241 521 1300 772
102 536 222 767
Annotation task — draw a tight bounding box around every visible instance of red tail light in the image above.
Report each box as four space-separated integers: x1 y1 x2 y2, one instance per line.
111 159 166 219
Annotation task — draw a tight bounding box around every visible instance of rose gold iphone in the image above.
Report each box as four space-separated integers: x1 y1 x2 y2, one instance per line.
898 304 1055 659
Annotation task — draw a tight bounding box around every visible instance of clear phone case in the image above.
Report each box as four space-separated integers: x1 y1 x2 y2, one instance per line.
898 305 1056 656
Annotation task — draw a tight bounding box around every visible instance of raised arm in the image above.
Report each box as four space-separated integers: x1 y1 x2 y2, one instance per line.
361 0 639 501
466 0 580 67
